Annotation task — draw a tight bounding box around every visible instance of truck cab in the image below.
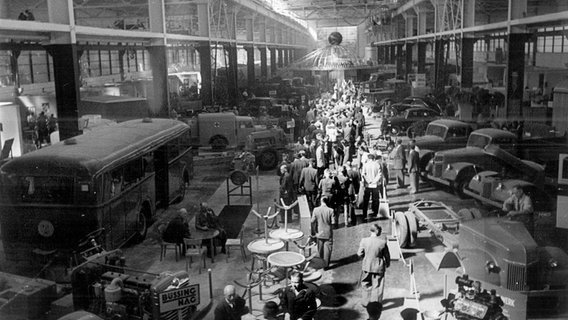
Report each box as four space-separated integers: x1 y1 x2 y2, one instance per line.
188 113 255 149
427 128 543 196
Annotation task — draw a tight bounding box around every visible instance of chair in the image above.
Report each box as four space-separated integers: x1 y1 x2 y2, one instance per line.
184 238 207 274
225 227 247 262
157 224 181 262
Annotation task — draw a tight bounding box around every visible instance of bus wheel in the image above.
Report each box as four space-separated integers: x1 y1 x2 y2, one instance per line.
259 150 278 170
211 136 228 150
177 170 190 203
136 210 148 242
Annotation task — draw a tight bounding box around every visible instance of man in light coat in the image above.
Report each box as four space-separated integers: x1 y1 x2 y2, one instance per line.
311 196 334 267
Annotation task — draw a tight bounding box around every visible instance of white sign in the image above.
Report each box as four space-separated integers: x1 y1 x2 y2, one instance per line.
159 284 200 313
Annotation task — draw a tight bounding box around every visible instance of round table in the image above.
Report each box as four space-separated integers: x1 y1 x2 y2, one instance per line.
188 226 220 263
267 251 306 286
269 228 304 250
247 238 285 255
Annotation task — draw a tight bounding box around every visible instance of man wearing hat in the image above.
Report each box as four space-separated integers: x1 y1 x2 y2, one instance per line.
389 139 406 188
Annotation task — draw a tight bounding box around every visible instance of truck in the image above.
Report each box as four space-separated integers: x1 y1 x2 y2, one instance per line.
426 128 544 197
394 200 568 319
187 113 257 149
413 119 473 173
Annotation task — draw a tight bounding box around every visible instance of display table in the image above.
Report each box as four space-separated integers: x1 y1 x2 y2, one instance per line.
188 226 220 263
269 228 304 251
267 251 306 286
247 238 285 255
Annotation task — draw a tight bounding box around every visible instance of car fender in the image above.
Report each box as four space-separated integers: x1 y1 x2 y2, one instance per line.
440 162 479 182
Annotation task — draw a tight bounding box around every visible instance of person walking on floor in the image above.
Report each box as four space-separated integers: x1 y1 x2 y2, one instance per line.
299 159 319 213
311 196 334 268
357 224 391 320
361 154 383 221
407 140 420 194
389 139 406 188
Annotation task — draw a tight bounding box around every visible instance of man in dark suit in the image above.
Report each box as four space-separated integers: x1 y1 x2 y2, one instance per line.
280 271 317 320
357 224 390 320
389 139 406 188
214 285 248 320
299 159 319 212
311 196 334 267
407 140 420 194
280 165 297 219
290 151 309 192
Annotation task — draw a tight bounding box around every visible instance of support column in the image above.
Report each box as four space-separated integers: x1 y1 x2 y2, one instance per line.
377 46 384 64
460 36 474 89
278 48 284 68
197 44 212 106
44 45 81 139
260 47 268 80
396 44 404 77
434 39 446 92
147 0 168 117
245 46 255 87
225 44 239 106
196 0 212 105
504 0 528 117
45 0 80 139
390 45 396 64
505 33 528 118
269 48 277 76
417 42 426 73
405 43 413 80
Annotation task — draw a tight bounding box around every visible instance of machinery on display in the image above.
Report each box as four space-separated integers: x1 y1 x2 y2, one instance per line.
441 275 507 320
64 249 199 320
394 201 568 319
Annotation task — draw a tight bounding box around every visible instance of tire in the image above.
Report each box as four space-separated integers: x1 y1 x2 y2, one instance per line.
135 210 148 242
394 211 410 248
177 170 190 203
210 136 228 150
404 211 418 248
258 150 278 170
455 170 476 199
406 126 415 138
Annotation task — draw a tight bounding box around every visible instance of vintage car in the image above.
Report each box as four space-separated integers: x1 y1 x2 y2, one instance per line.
381 107 441 136
426 128 544 197
414 119 473 172
396 96 443 115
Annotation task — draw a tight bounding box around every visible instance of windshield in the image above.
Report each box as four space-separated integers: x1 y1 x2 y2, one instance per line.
2 175 74 204
425 124 446 138
467 133 490 148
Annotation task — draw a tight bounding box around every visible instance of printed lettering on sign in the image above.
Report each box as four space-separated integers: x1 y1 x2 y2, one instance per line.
159 284 200 313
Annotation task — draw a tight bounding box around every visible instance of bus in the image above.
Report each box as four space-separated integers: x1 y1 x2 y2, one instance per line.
0 118 194 263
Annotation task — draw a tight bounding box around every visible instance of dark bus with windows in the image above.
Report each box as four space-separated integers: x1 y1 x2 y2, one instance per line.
0 118 193 263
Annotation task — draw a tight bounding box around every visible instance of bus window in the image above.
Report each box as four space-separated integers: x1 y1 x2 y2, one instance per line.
15 175 74 204
143 153 154 173
123 158 143 188
110 169 123 197
167 138 180 159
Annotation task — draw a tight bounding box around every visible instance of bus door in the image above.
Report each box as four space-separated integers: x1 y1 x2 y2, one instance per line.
106 168 127 246
122 158 143 236
167 139 182 202
557 153 568 228
154 145 169 208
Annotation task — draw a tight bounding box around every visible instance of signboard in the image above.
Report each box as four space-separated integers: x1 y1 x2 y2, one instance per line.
159 284 200 313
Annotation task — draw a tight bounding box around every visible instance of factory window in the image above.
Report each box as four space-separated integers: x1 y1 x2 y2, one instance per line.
31 51 52 83
110 50 120 75
553 35 563 53
17 50 32 85
100 50 111 76
89 50 101 76
544 35 553 53
537 37 545 53
0 51 13 87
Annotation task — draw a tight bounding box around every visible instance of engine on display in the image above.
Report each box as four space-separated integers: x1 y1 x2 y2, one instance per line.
69 251 198 320
441 275 507 320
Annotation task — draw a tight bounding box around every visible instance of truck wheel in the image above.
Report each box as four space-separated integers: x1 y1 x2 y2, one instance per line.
258 150 278 170
404 211 418 248
394 211 410 248
211 136 228 150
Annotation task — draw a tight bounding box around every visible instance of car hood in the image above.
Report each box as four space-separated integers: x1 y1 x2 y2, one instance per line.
435 146 482 158
415 135 444 149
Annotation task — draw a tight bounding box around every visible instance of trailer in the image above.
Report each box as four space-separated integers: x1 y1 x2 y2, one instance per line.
393 200 481 248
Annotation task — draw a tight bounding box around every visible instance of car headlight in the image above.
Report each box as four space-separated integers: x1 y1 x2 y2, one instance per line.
548 258 559 269
474 175 481 182
496 183 503 190
446 164 452 171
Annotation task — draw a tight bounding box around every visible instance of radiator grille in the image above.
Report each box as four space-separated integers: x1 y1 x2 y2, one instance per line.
506 263 527 291
433 163 442 177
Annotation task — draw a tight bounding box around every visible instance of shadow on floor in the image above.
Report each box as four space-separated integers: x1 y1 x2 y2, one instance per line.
318 282 358 307
315 307 361 320
327 254 359 270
